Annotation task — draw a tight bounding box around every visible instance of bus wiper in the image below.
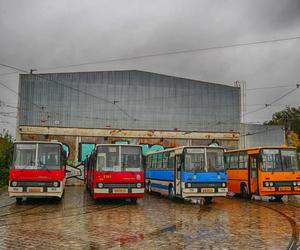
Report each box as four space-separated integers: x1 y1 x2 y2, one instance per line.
39 161 51 172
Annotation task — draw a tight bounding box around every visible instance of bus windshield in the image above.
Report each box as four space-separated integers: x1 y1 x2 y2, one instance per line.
38 144 61 169
184 147 224 172
206 148 225 172
281 149 299 171
96 146 142 172
185 148 206 172
13 144 36 169
13 143 61 170
261 149 299 172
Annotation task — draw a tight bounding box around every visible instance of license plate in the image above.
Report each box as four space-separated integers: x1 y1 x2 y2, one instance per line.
279 187 291 191
113 188 128 193
28 188 42 193
201 188 214 193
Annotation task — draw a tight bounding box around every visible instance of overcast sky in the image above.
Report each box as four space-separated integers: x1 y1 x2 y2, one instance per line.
0 0 300 137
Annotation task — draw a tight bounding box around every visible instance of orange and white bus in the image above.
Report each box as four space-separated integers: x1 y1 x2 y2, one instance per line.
225 146 300 201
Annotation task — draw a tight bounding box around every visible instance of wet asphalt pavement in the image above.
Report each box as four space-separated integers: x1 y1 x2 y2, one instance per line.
0 186 299 250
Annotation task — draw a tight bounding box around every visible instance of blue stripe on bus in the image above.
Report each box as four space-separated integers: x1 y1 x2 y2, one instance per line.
145 169 174 182
151 182 169 190
146 170 227 183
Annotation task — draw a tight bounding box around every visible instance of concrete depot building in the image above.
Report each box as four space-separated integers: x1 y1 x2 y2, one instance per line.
16 70 284 165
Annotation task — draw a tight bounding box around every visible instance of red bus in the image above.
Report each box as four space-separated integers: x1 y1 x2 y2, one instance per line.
9 141 67 203
86 144 144 203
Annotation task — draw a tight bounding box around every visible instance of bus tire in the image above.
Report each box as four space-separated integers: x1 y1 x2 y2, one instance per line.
240 183 250 199
204 197 213 204
16 197 22 204
168 185 175 200
55 197 62 202
274 195 283 202
147 181 152 193
130 198 137 204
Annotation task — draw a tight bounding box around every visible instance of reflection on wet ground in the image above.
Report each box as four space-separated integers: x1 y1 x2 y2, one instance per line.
0 186 299 249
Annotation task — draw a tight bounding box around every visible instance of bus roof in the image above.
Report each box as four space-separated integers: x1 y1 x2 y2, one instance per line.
13 141 64 146
144 145 224 156
225 145 296 153
95 144 142 148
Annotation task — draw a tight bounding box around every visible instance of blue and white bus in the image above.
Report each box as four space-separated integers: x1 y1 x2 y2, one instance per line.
144 146 227 203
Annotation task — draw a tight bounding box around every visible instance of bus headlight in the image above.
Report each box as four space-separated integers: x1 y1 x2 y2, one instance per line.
297 182 300 186
265 182 269 187
53 181 59 187
293 182 297 186
186 183 192 188
222 183 226 188
269 182 274 187
11 181 17 187
137 183 142 188
98 183 104 188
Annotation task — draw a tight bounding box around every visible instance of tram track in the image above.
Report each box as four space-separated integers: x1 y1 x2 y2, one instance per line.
253 202 299 250
0 204 42 218
0 203 126 228
0 201 16 209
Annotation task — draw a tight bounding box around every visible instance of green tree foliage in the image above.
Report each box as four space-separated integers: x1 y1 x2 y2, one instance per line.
265 106 300 152
0 130 13 186
264 106 300 135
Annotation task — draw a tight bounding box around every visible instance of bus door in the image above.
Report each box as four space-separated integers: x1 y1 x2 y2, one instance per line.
249 154 258 195
175 155 182 196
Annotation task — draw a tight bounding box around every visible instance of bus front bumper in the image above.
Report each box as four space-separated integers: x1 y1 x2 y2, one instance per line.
182 188 228 198
94 188 144 194
8 185 64 198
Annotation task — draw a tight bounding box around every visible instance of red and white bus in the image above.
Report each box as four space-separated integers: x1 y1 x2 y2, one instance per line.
9 141 67 203
86 144 144 203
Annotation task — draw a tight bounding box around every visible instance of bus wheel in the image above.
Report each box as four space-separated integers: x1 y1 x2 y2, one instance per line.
147 182 152 193
204 197 213 204
130 198 137 204
168 185 175 200
240 184 250 199
16 198 22 204
274 195 283 202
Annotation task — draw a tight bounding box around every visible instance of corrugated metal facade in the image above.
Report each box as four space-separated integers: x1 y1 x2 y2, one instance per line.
18 70 241 132
239 124 285 148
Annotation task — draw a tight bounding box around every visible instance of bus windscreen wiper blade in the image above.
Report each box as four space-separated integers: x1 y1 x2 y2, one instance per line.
39 161 51 172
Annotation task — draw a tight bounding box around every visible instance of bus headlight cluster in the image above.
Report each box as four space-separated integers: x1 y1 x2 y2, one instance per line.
222 183 226 188
137 183 142 188
11 181 17 187
98 183 104 188
297 182 300 186
53 181 59 187
264 182 274 187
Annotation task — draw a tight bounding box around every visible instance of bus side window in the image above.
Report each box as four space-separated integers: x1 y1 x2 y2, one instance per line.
163 152 169 169
169 154 174 169
230 153 238 168
150 155 153 168
224 154 230 169
239 152 248 169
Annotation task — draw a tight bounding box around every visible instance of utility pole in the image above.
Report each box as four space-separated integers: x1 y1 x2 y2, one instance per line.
234 81 247 148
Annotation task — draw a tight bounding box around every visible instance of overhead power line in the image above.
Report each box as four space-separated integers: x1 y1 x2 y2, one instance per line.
246 85 295 91
245 84 300 116
35 35 300 71
0 81 18 95
0 64 138 121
